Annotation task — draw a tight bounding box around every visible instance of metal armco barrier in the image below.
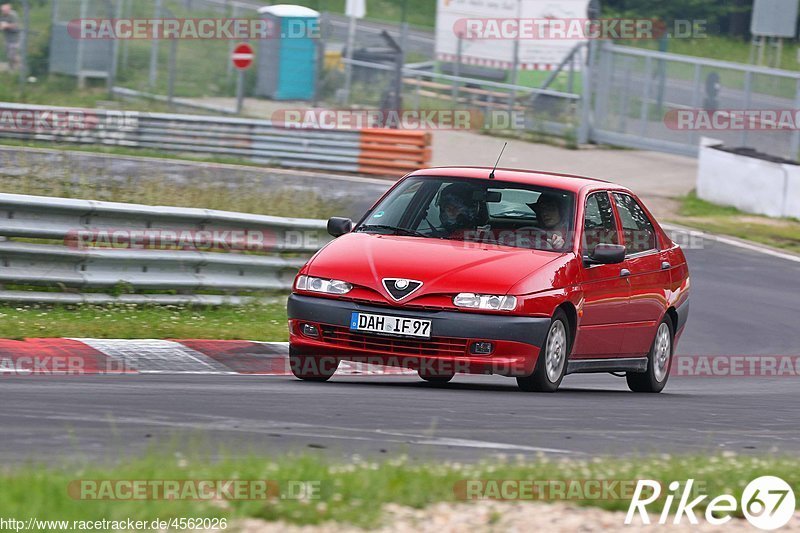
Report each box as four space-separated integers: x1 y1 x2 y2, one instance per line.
0 193 331 304
0 102 431 177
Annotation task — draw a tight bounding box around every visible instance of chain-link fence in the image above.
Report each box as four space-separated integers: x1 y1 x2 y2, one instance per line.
589 42 800 160
11 1 800 161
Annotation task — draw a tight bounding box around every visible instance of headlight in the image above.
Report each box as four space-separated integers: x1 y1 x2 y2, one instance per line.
295 275 353 295
453 293 517 311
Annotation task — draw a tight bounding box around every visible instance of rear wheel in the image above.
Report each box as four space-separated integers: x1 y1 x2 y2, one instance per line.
517 309 570 392
289 346 339 382
627 318 673 393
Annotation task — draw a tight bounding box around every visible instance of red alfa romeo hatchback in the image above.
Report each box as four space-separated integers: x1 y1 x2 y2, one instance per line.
288 167 690 392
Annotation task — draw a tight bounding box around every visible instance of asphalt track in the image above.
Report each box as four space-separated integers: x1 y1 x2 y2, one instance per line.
1 234 799 462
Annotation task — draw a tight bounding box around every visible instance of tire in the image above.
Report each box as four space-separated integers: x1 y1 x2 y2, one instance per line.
627 317 673 393
517 309 570 392
289 345 339 382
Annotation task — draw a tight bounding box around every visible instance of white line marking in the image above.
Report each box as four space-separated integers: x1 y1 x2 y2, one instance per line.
663 222 800 264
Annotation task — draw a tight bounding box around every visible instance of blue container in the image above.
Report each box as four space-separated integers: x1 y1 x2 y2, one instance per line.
256 5 319 101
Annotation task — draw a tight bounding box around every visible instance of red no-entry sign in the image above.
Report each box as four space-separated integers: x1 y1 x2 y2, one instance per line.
232 43 254 70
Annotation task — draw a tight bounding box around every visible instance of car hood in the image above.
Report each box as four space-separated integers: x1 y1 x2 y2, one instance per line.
305 232 563 300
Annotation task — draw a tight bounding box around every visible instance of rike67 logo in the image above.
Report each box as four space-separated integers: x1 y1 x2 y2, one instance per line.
626 476 796 530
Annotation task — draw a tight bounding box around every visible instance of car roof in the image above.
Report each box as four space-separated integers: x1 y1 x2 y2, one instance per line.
406 167 632 195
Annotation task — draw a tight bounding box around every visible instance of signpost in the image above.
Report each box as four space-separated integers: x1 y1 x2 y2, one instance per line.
232 43 254 114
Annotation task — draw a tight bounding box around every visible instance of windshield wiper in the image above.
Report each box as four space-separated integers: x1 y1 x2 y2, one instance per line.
356 224 427 237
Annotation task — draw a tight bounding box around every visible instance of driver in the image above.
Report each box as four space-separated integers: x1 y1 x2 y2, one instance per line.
438 182 484 239
529 192 568 250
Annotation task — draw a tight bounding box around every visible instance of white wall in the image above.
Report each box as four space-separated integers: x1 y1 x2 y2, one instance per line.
697 137 800 219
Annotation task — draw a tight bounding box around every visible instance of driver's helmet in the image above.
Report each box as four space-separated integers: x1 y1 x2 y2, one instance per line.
438 182 483 233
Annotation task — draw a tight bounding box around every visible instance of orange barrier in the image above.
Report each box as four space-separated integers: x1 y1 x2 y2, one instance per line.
358 129 432 177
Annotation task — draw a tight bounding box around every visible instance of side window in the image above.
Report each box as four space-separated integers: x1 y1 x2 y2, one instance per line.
583 192 619 255
612 193 657 254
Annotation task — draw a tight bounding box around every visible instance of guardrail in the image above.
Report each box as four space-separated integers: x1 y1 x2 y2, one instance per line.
0 193 330 305
0 102 431 177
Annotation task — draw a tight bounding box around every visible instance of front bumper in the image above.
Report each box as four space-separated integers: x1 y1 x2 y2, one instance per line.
287 294 551 377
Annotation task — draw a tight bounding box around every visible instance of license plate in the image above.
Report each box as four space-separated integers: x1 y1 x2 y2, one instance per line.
350 312 431 339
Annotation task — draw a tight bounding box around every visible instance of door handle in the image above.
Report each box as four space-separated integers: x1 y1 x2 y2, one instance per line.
661 261 671 270
620 268 631 278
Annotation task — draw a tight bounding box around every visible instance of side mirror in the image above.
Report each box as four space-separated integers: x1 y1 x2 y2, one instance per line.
586 243 626 265
327 217 353 238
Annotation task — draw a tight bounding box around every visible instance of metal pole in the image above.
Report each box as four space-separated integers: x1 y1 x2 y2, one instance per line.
107 0 121 98
227 4 239 77
399 0 409 53
508 0 521 112
639 56 653 137
236 69 245 114
167 38 177 107
149 0 163 88
791 79 800 161
577 41 595 145
76 0 88 88
451 33 462 104
509 38 519 112
756 36 766 66
740 71 752 147
120 0 130 70
313 32 325 107
341 14 357 104
689 63 702 148
17 0 30 93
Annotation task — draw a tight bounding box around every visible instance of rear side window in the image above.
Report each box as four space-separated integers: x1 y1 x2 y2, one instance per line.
612 193 657 254
583 192 619 255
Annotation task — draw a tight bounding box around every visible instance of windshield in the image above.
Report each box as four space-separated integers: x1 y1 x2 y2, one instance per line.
356 177 576 252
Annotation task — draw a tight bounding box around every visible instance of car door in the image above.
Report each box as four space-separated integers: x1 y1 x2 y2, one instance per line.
611 192 670 356
572 191 630 358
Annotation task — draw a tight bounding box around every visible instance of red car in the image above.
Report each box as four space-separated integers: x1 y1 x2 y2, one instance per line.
288 167 690 393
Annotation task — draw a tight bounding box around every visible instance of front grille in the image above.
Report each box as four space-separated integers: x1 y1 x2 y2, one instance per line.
320 324 468 357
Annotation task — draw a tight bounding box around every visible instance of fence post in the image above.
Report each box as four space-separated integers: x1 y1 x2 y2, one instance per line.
791 79 800 161
689 64 702 148
107 0 121 98
76 0 88 88
148 0 163 89
577 40 596 145
451 33 463 105
17 0 30 93
740 71 752 148
639 55 653 137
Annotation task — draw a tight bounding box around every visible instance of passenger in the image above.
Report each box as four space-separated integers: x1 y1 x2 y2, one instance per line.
529 192 568 250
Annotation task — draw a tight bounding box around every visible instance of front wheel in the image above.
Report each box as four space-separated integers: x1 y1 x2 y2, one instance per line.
517 309 570 392
289 346 339 382
626 318 673 393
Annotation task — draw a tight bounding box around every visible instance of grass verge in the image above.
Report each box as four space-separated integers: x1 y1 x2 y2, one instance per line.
669 192 800 255
2 451 798 528
0 301 288 340
0 146 344 219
